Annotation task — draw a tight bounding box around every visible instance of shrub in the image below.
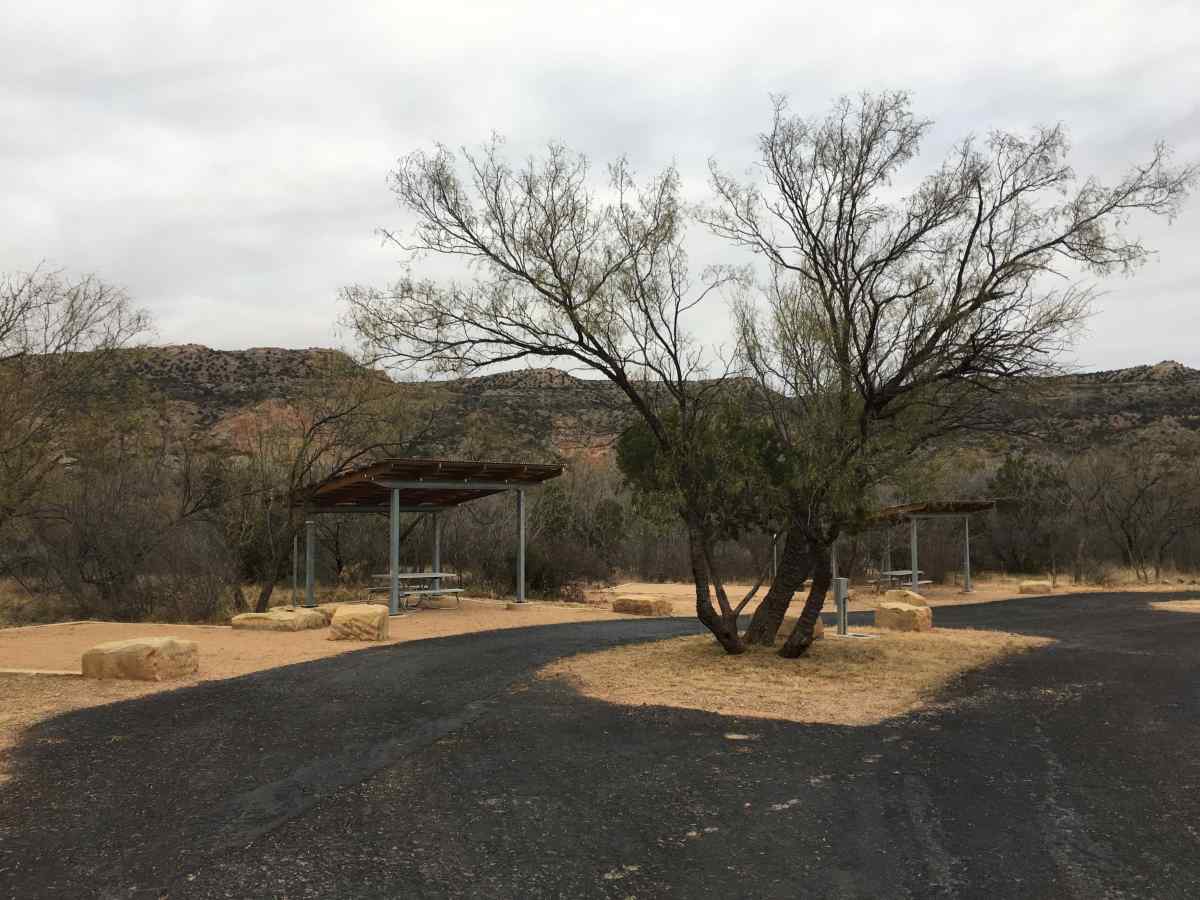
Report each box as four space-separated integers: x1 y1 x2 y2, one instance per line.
612 596 674 616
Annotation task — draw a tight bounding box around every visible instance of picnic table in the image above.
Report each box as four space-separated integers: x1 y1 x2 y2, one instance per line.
871 569 932 591
368 573 464 610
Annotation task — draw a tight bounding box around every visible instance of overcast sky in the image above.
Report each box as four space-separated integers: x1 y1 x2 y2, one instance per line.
3 1 1197 371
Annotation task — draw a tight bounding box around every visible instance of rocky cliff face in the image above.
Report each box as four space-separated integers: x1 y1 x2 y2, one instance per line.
118 346 1200 459
119 344 375 427
1031 361 1200 445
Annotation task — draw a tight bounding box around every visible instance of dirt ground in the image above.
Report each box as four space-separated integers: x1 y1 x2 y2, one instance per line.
0 598 633 676
598 575 1199 614
539 623 1052 726
1150 598 1200 613
0 597 634 777
4 579 1193 780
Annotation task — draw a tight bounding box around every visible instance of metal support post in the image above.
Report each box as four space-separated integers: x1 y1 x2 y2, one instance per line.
963 515 973 593
835 577 849 635
292 531 299 605
831 541 839 583
910 518 919 593
432 512 442 592
304 519 316 608
389 488 401 615
772 533 778 579
516 489 526 603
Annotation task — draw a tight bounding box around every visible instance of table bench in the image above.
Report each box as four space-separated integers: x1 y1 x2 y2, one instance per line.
869 571 933 592
370 573 463 610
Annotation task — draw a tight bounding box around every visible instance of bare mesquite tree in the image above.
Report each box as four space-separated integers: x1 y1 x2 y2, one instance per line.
345 140 757 652
1068 440 1200 582
32 412 230 621
222 357 437 611
0 267 149 536
706 92 1196 656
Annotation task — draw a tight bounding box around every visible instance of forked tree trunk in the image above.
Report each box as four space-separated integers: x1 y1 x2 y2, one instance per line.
255 579 277 613
778 541 833 659
254 520 302 612
687 517 744 655
743 530 812 646
231 584 249 613
254 538 293 612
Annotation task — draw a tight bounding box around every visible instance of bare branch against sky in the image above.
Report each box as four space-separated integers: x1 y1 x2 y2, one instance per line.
2 1 1197 368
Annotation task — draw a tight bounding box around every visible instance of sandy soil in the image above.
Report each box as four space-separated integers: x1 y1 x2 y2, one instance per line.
0 597 633 776
1149 599 1200 613
599 576 1199 615
0 598 633 677
540 624 1053 726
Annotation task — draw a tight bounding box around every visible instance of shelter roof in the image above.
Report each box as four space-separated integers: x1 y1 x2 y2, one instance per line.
866 499 997 526
298 458 564 512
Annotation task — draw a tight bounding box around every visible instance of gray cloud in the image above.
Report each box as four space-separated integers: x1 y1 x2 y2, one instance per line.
2 0 1197 368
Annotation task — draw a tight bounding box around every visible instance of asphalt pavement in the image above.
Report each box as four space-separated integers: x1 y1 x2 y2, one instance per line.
2 592 1198 899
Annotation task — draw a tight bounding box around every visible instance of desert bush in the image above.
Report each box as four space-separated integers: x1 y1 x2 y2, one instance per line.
612 597 674 616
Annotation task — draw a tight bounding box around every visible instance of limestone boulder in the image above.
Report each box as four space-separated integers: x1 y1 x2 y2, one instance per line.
82 637 199 681
314 603 345 625
612 596 674 616
883 589 928 607
329 604 390 641
874 601 933 632
1019 580 1053 595
231 607 327 631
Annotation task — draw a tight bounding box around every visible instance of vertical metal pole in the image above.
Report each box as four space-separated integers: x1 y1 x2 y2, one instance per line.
516 489 526 603
882 530 892 593
432 512 442 592
292 531 299 606
389 488 400 615
910 517 919 593
835 576 849 635
772 533 778 579
831 541 839 583
963 515 973 593
304 519 316 608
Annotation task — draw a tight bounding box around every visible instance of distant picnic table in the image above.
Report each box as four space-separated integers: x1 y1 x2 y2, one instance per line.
871 570 932 591
368 573 463 610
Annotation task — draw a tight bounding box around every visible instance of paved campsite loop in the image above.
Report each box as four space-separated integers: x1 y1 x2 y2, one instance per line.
1 592 1198 898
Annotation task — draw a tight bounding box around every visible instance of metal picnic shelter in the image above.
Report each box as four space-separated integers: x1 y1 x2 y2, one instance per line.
861 500 998 593
295 458 564 614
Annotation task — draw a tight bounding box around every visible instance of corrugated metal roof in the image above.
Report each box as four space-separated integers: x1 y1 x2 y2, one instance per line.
297 458 564 511
866 499 998 525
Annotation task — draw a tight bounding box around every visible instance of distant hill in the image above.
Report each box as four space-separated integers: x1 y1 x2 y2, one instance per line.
115 344 1200 460
1031 360 1200 445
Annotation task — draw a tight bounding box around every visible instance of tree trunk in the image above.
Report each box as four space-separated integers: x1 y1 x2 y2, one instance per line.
743 530 812 646
687 516 744 654
255 579 276 613
255 520 301 612
778 540 832 659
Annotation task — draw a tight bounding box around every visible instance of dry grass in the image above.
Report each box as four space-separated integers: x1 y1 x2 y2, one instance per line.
1149 599 1200 614
539 624 1053 726
599 573 1200 618
611 597 674 616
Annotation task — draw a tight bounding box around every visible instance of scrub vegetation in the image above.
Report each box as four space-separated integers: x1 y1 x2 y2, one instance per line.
1 92 1197 650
